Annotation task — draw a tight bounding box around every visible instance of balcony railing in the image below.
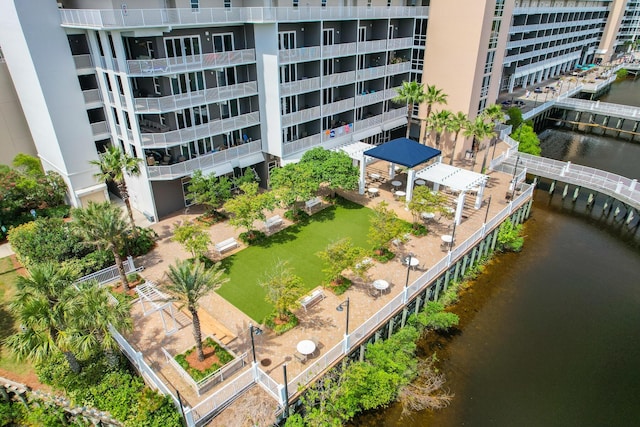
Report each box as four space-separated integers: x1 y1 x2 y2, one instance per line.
115 49 255 76
280 77 321 97
282 134 322 156
132 81 258 113
82 89 102 105
73 54 93 71
322 42 357 58
279 47 321 64
356 65 387 81
140 111 260 148
386 37 414 50
281 106 321 127
60 7 429 29
355 88 396 107
91 121 109 138
385 61 411 75
324 98 355 116
147 140 262 180
321 70 356 87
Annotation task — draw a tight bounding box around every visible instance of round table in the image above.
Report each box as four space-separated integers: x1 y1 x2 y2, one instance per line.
415 179 426 186
391 180 402 191
441 235 454 244
368 187 379 197
444 207 455 214
403 257 419 269
395 191 406 199
421 212 435 221
373 279 390 295
297 340 316 356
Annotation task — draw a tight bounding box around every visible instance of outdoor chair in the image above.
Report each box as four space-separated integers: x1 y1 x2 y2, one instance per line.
311 336 322 351
294 351 307 364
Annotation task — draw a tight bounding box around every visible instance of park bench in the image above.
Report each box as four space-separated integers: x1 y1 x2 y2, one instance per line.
300 289 325 312
305 197 322 213
215 237 239 255
264 215 283 232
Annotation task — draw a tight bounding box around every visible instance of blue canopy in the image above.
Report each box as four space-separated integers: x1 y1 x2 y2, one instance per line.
363 138 441 168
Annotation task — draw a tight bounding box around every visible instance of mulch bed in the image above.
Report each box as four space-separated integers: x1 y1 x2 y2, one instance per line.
184 343 222 372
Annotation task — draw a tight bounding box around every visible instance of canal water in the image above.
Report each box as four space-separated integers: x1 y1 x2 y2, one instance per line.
356 80 640 426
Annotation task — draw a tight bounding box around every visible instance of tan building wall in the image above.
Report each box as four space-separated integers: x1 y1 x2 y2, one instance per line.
421 0 513 162
0 61 36 166
596 0 628 62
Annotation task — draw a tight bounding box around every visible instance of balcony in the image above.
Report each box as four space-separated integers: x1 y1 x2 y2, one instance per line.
355 88 396 107
282 134 322 157
356 65 387 81
60 7 429 29
119 49 255 76
385 61 411 75
73 54 94 74
280 77 321 97
83 89 103 106
321 70 356 87
324 98 355 116
281 106 321 127
91 121 110 139
147 140 262 180
322 42 357 58
279 47 321 64
132 81 258 113
140 111 260 148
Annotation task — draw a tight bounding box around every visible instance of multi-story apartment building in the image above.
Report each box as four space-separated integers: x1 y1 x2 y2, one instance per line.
0 0 636 221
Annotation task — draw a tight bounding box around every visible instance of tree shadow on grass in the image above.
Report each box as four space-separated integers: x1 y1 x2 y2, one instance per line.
0 302 17 353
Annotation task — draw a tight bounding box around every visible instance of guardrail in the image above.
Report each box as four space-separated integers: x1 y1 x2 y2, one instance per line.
75 256 141 287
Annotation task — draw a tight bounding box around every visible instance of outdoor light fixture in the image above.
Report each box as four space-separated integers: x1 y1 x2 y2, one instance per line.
336 298 350 335
249 323 263 364
510 155 522 201
404 252 414 289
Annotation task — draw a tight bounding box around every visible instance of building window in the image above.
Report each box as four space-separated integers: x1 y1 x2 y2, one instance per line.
368 0 372 7
484 50 495 74
190 0 199 11
322 0 327 7
293 0 298 7
387 0 391 7
224 0 231 8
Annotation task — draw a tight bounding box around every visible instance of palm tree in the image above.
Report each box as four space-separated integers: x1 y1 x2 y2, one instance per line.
426 110 452 147
424 84 448 121
393 81 427 139
464 117 495 171
479 104 506 173
447 112 469 165
6 263 83 373
90 146 142 237
164 259 229 361
72 201 132 291
73 281 133 364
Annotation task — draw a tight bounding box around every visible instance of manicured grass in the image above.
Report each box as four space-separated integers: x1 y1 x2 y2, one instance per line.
0 256 33 375
217 197 374 322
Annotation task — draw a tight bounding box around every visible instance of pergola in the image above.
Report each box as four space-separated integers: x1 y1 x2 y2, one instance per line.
136 281 179 335
415 162 489 225
362 138 441 201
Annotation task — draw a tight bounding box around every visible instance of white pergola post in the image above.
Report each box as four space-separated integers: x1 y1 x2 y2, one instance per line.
359 154 366 195
389 162 396 180
474 182 486 209
405 169 416 202
454 191 466 225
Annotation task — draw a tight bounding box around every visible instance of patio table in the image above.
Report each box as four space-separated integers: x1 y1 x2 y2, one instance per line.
297 340 316 356
373 279 390 295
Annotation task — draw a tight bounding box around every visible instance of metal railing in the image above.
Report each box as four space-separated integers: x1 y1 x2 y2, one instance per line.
75 256 140 287
282 106 321 127
321 70 357 87
147 140 262 180
279 47 321 64
355 88 396 107
91 121 109 137
83 89 102 105
282 134 322 157
140 111 260 147
132 81 258 113
322 42 357 58
60 6 429 29
73 54 93 70
323 98 356 116
280 77 321 97
188 368 255 424
554 97 640 121
122 49 255 76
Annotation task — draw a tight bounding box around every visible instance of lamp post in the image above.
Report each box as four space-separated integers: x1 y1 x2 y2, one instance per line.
336 298 350 335
249 323 263 364
449 221 457 252
483 195 493 224
510 155 522 201
404 252 414 289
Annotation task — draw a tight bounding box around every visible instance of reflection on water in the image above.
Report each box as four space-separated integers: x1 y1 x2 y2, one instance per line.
354 80 640 426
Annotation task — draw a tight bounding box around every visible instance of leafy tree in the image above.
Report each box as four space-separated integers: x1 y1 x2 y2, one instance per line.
497 218 525 252
72 202 131 291
223 182 277 238
447 111 469 165
513 124 542 156
407 186 448 223
258 259 305 322
163 259 228 361
414 301 459 331
479 104 506 173
90 146 142 237
317 238 367 285
424 84 448 123
300 148 359 191
6 263 83 373
506 106 524 129
616 68 629 79
368 202 404 254
172 220 211 259
187 169 233 214
270 162 319 214
12 153 43 175
392 81 426 139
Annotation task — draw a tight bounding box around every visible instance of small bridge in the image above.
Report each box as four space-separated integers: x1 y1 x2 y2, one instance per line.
491 136 640 214
554 98 640 121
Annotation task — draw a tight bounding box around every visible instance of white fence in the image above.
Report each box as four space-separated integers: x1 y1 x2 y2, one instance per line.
75 256 141 287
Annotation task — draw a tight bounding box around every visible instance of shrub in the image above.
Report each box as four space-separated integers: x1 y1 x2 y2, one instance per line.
174 337 234 381
497 219 524 252
239 229 266 245
122 226 158 257
264 311 299 335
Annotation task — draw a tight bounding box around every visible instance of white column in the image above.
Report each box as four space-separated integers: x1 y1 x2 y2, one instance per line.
474 182 486 209
389 162 396 179
359 154 366 195
454 191 465 225
405 169 416 202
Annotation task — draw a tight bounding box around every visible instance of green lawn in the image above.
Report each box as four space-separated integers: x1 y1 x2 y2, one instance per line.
0 256 34 376
217 197 374 322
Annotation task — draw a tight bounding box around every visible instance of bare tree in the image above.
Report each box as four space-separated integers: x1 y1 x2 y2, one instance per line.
398 357 454 416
